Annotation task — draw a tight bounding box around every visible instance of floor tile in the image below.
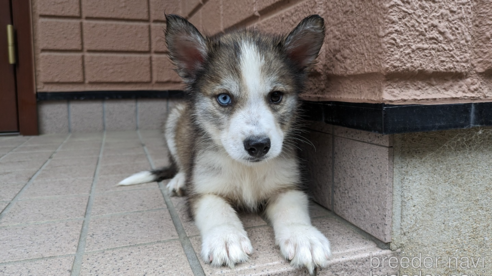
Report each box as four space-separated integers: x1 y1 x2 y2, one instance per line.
80 241 193 276
309 202 331 219
21 178 93 199
13 145 59 153
0 147 14 155
95 174 157 193
171 197 199 236
104 141 142 149
45 157 98 168
312 217 374 254
69 133 103 141
0 221 82 262
0 170 38 185
152 158 171 168
105 131 140 139
36 165 96 180
141 138 166 147
98 162 150 176
145 144 168 151
0 201 9 212
52 149 101 159
148 150 169 162
26 134 67 145
86 209 177 252
1 152 53 162
0 196 88 226
102 147 145 156
100 154 149 165
0 183 26 201
0 137 29 147
0 256 74 276
0 160 46 172
91 189 165 216
59 141 102 151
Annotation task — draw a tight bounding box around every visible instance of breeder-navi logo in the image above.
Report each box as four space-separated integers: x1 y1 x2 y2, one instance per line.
370 253 486 276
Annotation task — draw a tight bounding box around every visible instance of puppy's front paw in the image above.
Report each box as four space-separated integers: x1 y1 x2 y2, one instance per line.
201 224 253 268
277 224 331 274
166 172 185 196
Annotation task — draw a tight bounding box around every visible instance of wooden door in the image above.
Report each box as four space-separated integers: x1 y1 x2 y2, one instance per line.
0 0 19 132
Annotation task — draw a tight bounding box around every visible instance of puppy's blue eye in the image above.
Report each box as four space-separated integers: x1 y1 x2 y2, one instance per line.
216 93 232 106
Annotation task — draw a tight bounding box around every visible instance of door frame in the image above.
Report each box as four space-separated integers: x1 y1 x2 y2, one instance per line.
11 0 38 135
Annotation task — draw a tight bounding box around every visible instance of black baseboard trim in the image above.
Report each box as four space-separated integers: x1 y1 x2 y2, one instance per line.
302 101 492 134
36 90 492 134
36 90 185 101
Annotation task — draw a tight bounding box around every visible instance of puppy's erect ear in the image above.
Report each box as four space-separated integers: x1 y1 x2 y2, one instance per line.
165 14 207 82
284 15 325 71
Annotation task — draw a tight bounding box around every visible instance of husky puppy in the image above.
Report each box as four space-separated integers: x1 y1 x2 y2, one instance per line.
119 14 330 273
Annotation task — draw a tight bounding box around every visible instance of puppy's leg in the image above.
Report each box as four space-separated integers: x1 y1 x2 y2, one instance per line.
266 190 331 274
194 194 253 268
166 171 186 196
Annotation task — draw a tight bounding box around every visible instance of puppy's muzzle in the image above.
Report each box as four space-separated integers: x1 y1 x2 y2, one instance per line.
243 136 270 159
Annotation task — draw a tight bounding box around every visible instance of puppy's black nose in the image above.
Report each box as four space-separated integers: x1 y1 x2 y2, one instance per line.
244 136 271 158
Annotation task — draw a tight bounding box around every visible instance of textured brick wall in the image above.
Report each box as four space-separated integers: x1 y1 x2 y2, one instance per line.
192 0 492 104
33 0 492 104
32 0 183 92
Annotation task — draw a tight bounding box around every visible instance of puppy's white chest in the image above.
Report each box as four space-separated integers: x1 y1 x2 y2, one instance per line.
193 150 299 208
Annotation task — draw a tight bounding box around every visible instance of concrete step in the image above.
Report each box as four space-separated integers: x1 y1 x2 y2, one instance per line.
171 197 398 275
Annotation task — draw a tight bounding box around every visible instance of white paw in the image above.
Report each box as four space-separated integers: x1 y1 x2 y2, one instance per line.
277 224 331 274
166 172 185 196
201 224 253 268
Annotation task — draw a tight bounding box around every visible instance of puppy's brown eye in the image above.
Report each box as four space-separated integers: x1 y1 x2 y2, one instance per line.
269 91 283 104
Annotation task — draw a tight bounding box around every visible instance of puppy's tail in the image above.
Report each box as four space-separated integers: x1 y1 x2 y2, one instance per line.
118 165 177 186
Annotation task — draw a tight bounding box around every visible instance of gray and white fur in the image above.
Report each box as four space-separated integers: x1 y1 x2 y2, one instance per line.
119 14 330 274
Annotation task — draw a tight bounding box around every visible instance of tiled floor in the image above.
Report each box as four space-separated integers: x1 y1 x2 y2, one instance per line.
0 131 396 276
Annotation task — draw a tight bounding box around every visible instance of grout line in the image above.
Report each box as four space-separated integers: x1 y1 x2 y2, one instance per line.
135 99 139 130
95 186 157 195
0 254 76 266
67 100 72 132
0 135 71 219
17 193 90 202
0 217 85 229
70 132 106 276
306 128 392 149
0 137 32 161
331 125 335 211
322 209 391 250
308 200 392 250
83 238 181 255
137 130 206 276
331 134 393 148
102 100 106 131
0 207 168 229
90 207 167 219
